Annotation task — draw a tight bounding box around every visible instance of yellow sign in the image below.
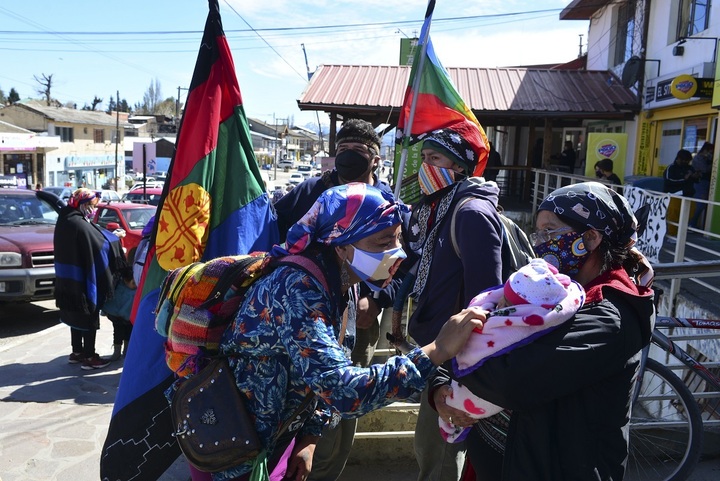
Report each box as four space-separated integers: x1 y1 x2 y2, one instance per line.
585 133 628 179
670 74 698 100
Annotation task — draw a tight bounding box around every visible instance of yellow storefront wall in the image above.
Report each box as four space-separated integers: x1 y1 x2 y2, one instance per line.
634 101 716 177
633 101 718 233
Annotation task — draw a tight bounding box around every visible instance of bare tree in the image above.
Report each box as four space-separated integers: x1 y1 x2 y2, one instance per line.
91 96 103 111
34 73 54 106
141 78 163 114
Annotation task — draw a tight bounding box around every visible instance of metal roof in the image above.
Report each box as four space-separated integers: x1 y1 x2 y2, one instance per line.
297 64 638 122
15 101 129 127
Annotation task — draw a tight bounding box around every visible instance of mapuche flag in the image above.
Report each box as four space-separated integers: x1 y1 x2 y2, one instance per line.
100 1 278 479
394 0 489 204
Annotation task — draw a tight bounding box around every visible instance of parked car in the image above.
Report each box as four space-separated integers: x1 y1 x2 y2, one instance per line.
96 189 122 203
0 189 61 303
122 187 163 206
287 173 305 185
93 202 157 254
43 186 73 202
129 181 164 192
278 159 295 169
153 171 168 182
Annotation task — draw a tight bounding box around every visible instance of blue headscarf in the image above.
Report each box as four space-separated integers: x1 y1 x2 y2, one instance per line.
270 183 408 256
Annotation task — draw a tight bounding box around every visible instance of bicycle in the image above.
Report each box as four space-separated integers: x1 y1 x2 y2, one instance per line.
627 315 720 481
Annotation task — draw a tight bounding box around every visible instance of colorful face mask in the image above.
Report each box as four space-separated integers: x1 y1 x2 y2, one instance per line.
533 230 588 277
347 245 407 291
418 162 456 196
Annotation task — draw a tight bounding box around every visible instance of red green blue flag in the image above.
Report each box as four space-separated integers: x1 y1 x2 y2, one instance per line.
394 0 489 203
100 1 278 479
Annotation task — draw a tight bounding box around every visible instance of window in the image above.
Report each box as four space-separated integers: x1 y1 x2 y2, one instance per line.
55 126 74 142
614 0 636 66
94 129 105 143
677 0 711 38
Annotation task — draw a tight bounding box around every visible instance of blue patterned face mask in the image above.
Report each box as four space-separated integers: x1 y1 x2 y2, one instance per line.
347 245 407 291
533 231 588 277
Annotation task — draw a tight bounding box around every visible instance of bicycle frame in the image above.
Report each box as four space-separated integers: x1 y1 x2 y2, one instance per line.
652 316 720 393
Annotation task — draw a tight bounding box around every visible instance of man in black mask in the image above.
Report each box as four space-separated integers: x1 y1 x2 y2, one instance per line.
275 118 396 481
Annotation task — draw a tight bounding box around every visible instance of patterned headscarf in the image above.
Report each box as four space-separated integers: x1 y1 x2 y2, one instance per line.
419 121 488 177
538 181 638 248
67 188 100 209
270 183 409 256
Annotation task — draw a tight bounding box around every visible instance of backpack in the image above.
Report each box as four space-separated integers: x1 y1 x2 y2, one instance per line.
450 195 535 281
155 252 328 377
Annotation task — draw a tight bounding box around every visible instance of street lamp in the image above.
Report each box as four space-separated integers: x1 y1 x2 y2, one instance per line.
674 36 719 61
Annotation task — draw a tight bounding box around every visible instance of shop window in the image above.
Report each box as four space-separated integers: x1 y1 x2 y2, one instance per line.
94 129 105 143
682 117 709 153
677 0 711 39
55 126 74 143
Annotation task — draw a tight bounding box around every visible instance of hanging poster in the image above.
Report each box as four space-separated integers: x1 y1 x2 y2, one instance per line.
585 133 629 180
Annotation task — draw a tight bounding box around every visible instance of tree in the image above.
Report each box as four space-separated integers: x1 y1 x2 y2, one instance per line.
33 73 54 106
90 96 103 111
155 97 177 117
141 78 162 114
0 87 5 105
106 95 117 114
119 99 131 113
8 88 20 105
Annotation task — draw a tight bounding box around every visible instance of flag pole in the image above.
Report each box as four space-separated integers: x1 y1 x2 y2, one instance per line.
394 0 434 199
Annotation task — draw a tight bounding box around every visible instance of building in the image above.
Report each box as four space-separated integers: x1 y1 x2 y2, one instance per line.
0 119 60 188
0 101 129 189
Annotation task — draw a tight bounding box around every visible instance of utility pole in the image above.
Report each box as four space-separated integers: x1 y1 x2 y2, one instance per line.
176 86 189 127
578 34 584 58
301 44 325 155
273 113 278 181
114 90 120 191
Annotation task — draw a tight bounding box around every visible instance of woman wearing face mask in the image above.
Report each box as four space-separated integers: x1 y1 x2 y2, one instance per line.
193 183 485 481
433 181 656 481
54 188 126 370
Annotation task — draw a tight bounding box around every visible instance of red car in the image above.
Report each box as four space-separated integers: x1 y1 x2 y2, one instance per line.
0 189 62 302
93 202 157 254
122 187 163 206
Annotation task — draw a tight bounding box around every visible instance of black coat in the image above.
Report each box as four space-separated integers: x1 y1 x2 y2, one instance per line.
435 267 654 481
54 206 125 329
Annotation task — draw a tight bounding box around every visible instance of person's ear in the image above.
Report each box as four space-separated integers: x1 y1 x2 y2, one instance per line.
335 244 350 262
583 229 603 252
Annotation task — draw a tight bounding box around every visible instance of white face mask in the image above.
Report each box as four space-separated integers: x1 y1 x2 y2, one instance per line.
346 245 407 291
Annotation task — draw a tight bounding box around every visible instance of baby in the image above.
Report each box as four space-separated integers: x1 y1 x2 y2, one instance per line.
439 258 585 443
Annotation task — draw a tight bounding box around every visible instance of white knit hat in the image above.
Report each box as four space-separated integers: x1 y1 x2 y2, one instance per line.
503 259 572 308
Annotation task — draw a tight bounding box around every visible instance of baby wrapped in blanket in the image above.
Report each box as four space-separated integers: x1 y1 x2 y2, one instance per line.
439 258 585 442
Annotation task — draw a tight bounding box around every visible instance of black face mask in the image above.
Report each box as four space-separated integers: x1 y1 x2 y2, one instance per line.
335 149 371 181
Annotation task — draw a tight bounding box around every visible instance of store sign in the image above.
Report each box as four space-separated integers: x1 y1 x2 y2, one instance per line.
65 155 117 168
656 75 714 101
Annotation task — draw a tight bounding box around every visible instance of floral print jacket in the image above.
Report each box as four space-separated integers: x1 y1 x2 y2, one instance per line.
214 251 435 480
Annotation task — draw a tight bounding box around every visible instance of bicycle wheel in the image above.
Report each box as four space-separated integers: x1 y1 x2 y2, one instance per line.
627 358 704 481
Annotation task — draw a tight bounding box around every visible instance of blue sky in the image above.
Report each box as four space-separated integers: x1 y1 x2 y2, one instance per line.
0 0 588 129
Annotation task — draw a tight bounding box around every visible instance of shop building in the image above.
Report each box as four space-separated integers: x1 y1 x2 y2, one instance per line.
0 101 129 189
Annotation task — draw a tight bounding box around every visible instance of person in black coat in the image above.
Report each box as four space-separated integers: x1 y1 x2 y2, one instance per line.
54 188 125 370
663 149 699 196
431 182 655 481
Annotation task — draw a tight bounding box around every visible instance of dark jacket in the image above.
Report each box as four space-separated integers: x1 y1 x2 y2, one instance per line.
273 169 398 309
407 179 503 346
663 162 695 196
54 206 125 329
437 267 655 481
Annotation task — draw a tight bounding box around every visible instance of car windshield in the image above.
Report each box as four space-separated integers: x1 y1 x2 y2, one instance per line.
125 193 161 206
121 207 157 229
0 194 59 226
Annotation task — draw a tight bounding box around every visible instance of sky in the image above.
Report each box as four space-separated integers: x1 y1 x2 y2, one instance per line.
0 0 588 130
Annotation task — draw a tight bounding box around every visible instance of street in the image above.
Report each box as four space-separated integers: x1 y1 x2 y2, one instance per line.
1 300 719 481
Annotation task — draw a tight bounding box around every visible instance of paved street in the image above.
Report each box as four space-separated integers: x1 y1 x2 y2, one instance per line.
1 300 719 481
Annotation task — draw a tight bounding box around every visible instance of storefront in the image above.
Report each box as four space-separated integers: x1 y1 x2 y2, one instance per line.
636 69 716 177
54 155 124 190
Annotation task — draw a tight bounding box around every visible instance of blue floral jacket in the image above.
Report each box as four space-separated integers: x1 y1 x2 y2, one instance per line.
215 252 434 480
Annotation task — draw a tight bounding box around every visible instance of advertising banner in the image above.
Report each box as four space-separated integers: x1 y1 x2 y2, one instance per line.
585 133 629 179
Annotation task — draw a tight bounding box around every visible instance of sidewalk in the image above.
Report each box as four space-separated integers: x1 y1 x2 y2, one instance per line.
0 307 718 481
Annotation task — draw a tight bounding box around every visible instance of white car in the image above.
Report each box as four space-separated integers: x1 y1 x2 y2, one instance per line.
287 173 304 185
129 180 164 192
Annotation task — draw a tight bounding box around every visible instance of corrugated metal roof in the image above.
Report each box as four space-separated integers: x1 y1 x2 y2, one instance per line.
17 101 128 127
298 65 638 120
